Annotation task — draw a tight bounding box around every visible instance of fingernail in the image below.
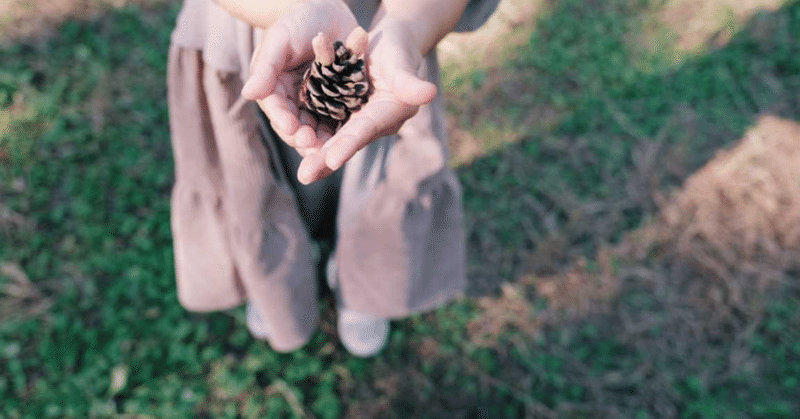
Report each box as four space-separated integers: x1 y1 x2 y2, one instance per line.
312 32 335 66
297 157 315 184
345 27 369 56
326 153 343 171
320 142 342 171
297 169 311 185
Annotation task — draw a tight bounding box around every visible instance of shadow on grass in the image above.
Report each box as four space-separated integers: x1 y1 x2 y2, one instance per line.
461 0 800 295
449 0 800 417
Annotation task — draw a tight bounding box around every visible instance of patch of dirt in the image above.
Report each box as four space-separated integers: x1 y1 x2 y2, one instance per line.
438 0 544 67
661 115 800 281
440 0 555 167
469 281 545 346
645 0 785 54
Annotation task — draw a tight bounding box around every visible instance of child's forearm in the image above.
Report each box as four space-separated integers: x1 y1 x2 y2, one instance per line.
216 0 346 28
218 0 468 54
215 0 291 27
379 0 470 54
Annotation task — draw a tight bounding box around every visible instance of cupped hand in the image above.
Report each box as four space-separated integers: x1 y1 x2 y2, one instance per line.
243 7 438 185
295 17 438 184
241 0 359 153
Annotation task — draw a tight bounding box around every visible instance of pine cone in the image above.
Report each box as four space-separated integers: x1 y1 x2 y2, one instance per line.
300 29 371 122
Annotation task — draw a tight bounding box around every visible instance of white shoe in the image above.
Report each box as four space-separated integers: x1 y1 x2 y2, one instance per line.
245 304 271 340
326 252 390 357
337 308 390 357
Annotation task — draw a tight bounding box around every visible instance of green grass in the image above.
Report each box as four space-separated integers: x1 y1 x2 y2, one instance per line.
2 0 800 417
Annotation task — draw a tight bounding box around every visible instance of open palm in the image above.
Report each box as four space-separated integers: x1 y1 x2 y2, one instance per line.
296 18 438 184
242 0 359 151
243 10 438 184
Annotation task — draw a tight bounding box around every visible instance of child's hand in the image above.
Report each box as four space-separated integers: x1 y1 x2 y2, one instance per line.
294 17 438 184
241 0 359 154
242 3 439 185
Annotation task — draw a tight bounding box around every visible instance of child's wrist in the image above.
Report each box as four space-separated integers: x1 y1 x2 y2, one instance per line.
378 0 469 55
372 15 429 56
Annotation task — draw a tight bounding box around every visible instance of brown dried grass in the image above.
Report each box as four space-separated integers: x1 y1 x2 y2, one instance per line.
464 115 800 417
0 261 52 322
645 0 786 54
532 115 800 325
661 115 800 281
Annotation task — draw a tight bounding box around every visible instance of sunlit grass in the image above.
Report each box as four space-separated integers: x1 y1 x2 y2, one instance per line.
639 0 789 66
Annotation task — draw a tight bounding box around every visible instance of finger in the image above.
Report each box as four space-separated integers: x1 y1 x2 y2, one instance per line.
267 122 299 149
293 124 319 150
324 97 414 171
295 146 319 158
259 90 306 149
344 27 369 56
376 45 437 106
261 94 300 136
242 30 290 99
311 32 335 65
298 149 335 184
390 68 437 106
295 110 326 149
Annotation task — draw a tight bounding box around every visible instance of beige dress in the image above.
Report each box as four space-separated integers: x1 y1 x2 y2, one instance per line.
167 0 498 351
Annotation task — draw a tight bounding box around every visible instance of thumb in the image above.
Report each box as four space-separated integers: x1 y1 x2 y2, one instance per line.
390 68 437 106
242 30 289 99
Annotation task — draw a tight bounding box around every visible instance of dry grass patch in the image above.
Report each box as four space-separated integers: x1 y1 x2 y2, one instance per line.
643 0 787 59
439 0 564 166
474 114 800 339
661 115 800 283
0 261 52 322
439 0 544 68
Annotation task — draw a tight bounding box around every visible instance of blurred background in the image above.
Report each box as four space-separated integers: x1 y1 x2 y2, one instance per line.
1 0 799 417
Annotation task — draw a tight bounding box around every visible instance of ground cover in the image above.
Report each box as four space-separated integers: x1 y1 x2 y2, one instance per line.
1 0 799 417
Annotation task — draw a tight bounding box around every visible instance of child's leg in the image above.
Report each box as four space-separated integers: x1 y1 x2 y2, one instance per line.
333 54 467 320
168 46 243 311
168 45 319 352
